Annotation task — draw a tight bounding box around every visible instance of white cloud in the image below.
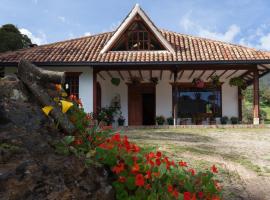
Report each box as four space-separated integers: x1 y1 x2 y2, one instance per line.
83 32 91 36
179 13 240 43
58 16 66 23
198 25 240 43
257 33 270 50
19 28 47 45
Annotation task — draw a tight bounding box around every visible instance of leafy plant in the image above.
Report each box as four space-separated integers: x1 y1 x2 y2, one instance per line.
150 77 159 84
96 106 119 125
156 115 165 125
167 117 174 125
230 117 239 124
229 77 247 90
111 78 121 86
118 115 125 126
96 133 222 200
220 116 229 125
210 75 221 88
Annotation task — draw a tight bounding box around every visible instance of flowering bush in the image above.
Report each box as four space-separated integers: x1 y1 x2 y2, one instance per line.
96 133 222 200
46 85 222 200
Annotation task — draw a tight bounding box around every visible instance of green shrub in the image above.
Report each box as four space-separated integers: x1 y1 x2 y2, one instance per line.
156 116 165 125
167 117 174 125
230 117 239 124
220 116 229 124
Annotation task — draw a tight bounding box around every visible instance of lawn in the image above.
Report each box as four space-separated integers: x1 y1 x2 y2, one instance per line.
122 128 270 200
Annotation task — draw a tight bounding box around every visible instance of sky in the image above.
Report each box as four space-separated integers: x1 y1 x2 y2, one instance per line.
1 0 270 50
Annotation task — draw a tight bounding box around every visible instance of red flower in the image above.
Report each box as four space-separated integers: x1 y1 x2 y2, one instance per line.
112 162 125 174
211 165 218 173
132 144 140 152
131 162 140 173
111 133 121 142
179 160 188 167
167 184 173 193
198 191 204 198
184 192 191 200
135 174 145 187
156 151 162 158
145 170 151 179
74 139 83 145
188 168 196 176
155 159 161 166
145 184 151 190
118 176 126 183
212 196 220 200
173 189 179 198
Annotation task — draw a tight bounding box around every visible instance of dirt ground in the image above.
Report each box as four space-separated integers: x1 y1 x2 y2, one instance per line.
123 128 270 200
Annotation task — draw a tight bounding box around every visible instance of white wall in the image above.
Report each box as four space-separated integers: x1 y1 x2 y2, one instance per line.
45 67 94 113
97 76 128 126
222 82 239 118
4 67 17 75
156 80 172 118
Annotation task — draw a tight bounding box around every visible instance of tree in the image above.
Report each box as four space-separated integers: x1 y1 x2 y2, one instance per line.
0 24 32 53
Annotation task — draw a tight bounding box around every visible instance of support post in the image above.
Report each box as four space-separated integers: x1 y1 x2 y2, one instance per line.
253 68 260 125
93 69 97 114
173 70 178 126
238 87 242 122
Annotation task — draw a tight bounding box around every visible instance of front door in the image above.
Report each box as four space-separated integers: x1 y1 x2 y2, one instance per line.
128 84 156 125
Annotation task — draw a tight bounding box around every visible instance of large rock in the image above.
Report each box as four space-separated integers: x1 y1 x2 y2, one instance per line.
0 76 114 200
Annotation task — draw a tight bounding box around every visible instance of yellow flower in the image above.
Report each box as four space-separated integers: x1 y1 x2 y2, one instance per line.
53 97 60 102
60 100 73 113
42 106 53 116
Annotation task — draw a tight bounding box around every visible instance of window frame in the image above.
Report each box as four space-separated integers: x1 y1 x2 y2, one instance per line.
172 83 223 118
64 72 82 98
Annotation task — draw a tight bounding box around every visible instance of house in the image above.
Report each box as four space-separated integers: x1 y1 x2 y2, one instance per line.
1 4 270 126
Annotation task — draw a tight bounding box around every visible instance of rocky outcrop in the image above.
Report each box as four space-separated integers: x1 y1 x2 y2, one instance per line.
0 75 114 200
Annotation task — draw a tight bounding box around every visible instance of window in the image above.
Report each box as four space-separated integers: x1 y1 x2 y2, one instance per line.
176 87 222 118
111 15 165 51
64 72 81 98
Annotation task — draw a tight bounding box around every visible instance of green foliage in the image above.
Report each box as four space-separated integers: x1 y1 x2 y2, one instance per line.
111 78 121 86
166 117 174 125
0 24 32 52
220 116 229 125
96 106 119 125
155 115 165 125
230 117 239 124
229 77 247 89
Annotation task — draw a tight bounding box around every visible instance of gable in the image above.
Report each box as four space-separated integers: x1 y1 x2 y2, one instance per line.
111 14 166 51
100 4 175 53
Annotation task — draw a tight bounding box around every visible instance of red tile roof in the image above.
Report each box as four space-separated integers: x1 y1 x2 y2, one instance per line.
1 29 270 65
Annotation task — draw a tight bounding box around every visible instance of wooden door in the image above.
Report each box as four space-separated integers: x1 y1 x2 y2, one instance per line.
128 84 156 125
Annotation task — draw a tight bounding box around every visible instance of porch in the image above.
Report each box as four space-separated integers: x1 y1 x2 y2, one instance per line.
93 64 269 126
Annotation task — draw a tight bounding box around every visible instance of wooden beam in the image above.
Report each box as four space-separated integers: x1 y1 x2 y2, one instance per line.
170 71 173 80
173 70 178 126
97 72 105 80
149 70 152 79
218 70 228 79
128 70 132 79
188 70 195 80
107 71 113 78
139 70 143 80
118 70 124 81
253 69 260 124
178 70 184 80
259 64 270 70
225 70 237 79
93 70 97 114
160 70 163 80
207 70 216 80
198 70 206 79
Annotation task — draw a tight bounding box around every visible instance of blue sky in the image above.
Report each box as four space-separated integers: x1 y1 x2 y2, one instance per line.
1 0 270 50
